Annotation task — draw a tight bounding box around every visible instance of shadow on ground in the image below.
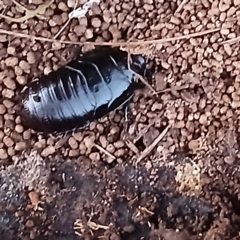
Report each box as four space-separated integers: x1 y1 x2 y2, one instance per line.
1 151 240 240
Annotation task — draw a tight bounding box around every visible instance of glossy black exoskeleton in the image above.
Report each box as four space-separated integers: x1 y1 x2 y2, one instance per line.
19 47 147 135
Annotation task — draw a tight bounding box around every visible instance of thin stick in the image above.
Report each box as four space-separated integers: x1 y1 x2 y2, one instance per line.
220 36 240 45
94 143 116 160
175 0 188 13
54 0 78 39
152 85 190 95
133 111 163 143
135 125 170 164
0 28 220 47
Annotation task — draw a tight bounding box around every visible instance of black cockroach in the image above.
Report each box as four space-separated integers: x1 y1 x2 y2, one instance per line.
18 47 148 135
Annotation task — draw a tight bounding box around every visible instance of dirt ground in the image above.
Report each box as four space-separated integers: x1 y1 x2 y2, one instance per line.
1 0 240 239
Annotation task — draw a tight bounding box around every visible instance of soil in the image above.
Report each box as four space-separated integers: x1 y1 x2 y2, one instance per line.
1 0 240 239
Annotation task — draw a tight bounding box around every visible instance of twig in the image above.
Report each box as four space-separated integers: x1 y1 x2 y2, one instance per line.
54 0 78 39
94 143 116 160
133 112 163 143
220 36 240 45
0 28 220 46
134 73 157 93
175 0 188 13
135 125 170 164
152 85 190 95
0 0 53 23
125 139 139 154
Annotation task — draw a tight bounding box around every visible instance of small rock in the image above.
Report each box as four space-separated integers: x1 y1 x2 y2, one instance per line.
7 147 15 156
26 220 34 228
109 25 122 40
68 137 78 149
15 142 27 151
224 155 235 164
188 139 200 152
28 191 39 206
85 29 94 39
3 136 14 147
74 25 87 36
106 144 115 154
3 99 15 108
27 51 36 64
73 132 83 142
23 130 31 140
154 72 167 91
3 77 16 90
89 152 100 161
2 89 15 98
99 135 108 148
91 17 102 28
0 149 8 159
84 135 95 150
5 57 19 67
143 128 160 147
0 104 6 114
114 140 125 149
41 146 55 157
220 28 230 35
15 124 24 133
234 0 240 6
69 149 80 157
7 46 16 55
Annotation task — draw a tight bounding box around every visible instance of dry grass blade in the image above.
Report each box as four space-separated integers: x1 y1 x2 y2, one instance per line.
135 125 170 164
94 143 116 160
125 139 139 154
0 28 220 46
152 85 190 95
175 0 188 13
133 112 163 143
220 36 240 45
0 0 53 23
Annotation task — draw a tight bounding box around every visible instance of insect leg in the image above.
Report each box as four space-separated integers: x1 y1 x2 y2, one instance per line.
123 102 131 122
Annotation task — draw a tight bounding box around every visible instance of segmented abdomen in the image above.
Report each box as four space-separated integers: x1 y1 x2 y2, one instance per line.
19 48 138 134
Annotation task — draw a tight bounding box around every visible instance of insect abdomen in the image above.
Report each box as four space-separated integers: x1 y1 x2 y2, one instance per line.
19 47 147 134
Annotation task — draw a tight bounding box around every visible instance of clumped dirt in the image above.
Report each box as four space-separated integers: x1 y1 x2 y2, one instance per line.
1 0 240 239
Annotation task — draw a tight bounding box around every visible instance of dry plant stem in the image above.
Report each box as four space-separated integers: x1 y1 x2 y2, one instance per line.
93 143 116 160
54 0 78 39
135 125 170 164
175 0 188 13
135 73 157 93
152 85 190 95
133 111 163 143
0 28 220 46
0 0 53 23
220 37 240 45
125 139 139 154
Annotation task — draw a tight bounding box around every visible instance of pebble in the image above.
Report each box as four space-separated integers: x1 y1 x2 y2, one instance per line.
99 135 108 148
68 137 78 149
41 146 56 157
0 149 8 159
188 139 200 152
26 220 34 228
91 17 102 28
89 152 100 161
27 51 36 64
5 57 19 67
3 136 14 147
28 191 39 206
0 105 6 115
19 60 30 71
15 142 27 151
3 77 16 90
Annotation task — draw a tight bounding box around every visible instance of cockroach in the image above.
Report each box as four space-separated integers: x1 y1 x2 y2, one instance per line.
18 47 148 135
